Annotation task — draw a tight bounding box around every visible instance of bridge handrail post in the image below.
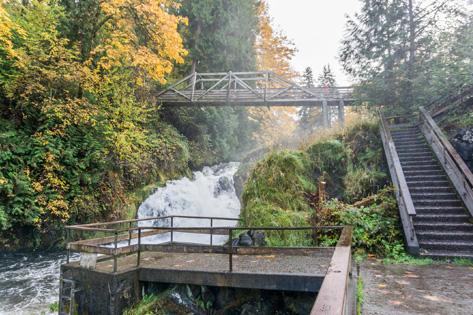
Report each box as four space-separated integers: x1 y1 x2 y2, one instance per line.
210 218 213 247
170 217 174 245
228 228 233 272
113 231 118 273
137 227 141 267
66 228 70 264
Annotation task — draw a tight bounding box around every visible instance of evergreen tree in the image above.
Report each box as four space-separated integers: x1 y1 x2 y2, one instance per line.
318 64 336 87
302 67 314 88
341 0 465 111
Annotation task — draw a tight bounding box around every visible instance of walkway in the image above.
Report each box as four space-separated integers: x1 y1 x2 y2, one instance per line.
361 259 473 315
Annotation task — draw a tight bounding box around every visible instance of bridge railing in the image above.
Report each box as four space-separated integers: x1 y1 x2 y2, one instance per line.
379 112 420 255
419 107 473 218
65 216 348 273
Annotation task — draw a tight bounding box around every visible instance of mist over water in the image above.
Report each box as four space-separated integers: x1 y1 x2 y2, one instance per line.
0 162 241 314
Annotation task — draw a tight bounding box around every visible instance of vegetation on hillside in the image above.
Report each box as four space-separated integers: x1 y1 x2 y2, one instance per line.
241 117 408 257
0 0 297 249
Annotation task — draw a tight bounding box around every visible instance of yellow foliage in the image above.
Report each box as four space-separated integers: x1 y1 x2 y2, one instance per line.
251 1 298 147
93 0 188 84
255 1 297 79
0 3 16 57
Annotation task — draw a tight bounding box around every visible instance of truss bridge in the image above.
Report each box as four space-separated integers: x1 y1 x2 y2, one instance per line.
156 71 354 107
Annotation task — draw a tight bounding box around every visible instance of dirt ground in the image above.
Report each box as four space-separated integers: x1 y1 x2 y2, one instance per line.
360 259 473 315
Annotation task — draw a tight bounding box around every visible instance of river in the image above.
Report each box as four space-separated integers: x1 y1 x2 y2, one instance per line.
0 162 240 314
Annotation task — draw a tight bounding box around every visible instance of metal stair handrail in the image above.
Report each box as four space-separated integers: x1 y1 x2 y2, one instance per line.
379 112 420 254
419 106 473 218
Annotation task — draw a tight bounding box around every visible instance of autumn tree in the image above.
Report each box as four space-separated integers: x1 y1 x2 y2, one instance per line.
248 0 298 146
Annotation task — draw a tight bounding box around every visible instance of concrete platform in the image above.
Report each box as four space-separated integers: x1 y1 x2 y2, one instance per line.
61 248 335 314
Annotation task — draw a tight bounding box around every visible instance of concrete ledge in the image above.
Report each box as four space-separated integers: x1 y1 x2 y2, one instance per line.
139 268 325 293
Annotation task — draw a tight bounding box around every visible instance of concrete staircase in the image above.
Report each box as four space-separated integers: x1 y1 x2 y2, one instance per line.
390 125 473 259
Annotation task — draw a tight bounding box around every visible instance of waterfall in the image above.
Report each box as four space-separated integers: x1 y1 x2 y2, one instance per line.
137 162 241 244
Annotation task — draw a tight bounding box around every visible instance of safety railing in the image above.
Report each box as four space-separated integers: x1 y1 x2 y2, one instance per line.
379 112 420 255
65 216 347 273
419 106 473 218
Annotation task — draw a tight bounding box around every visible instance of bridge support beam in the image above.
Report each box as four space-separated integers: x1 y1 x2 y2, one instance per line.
338 100 345 127
322 99 329 128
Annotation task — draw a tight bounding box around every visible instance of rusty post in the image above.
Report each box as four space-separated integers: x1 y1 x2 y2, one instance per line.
229 228 233 272
318 180 327 205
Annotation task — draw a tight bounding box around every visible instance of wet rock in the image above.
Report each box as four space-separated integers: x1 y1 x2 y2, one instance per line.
214 176 233 196
451 128 473 170
238 233 253 246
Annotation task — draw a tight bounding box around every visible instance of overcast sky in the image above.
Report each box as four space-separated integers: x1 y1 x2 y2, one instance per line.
266 0 362 86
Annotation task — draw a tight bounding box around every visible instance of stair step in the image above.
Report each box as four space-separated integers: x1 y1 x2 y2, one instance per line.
404 170 445 176
391 132 425 142
410 186 453 193
391 130 420 135
400 155 437 162
397 153 435 160
414 214 470 223
414 206 467 215
411 192 458 200
419 240 473 251
407 180 450 187
414 222 473 232
420 249 473 260
401 159 437 165
405 175 449 181
396 143 430 149
414 199 463 207
402 164 440 171
417 231 473 242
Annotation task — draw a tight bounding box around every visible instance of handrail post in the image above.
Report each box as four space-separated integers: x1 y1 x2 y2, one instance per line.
137 227 141 267
66 228 70 264
113 231 118 273
170 217 174 245
210 218 213 247
128 222 132 246
229 228 233 272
